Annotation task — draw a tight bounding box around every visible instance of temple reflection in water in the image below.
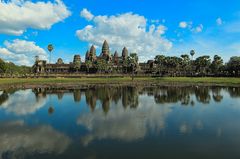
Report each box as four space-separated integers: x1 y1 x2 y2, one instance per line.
0 86 235 113
1 86 240 111
0 86 240 159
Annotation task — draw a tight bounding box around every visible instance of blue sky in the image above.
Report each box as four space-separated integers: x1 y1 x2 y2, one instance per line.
0 0 240 65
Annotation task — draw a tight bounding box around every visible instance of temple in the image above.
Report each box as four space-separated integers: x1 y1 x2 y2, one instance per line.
33 40 150 74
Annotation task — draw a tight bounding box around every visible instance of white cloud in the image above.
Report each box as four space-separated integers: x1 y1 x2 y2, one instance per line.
80 8 94 21
216 17 223 26
0 0 71 35
179 21 203 33
192 24 203 33
0 39 48 66
76 11 172 62
179 21 192 29
179 21 188 28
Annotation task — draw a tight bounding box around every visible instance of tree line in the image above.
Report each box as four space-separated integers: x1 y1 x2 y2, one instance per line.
150 50 240 77
0 49 240 77
0 58 31 75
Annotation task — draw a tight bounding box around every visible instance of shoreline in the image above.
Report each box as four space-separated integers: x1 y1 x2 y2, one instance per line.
0 77 240 89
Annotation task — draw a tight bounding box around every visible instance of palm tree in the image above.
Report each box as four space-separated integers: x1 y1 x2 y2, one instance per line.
190 50 196 76
195 55 211 76
210 55 223 76
47 44 54 64
190 50 195 60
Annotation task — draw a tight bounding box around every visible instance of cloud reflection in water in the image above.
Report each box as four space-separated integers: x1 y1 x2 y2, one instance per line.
0 120 71 159
77 95 173 146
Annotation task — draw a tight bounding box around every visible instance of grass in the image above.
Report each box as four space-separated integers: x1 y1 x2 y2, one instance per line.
0 77 240 86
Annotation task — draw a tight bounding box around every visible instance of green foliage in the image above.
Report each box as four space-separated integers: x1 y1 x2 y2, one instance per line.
85 60 93 73
0 59 31 75
96 59 111 73
47 44 54 52
210 55 224 75
194 56 211 76
227 56 240 76
0 58 6 73
190 50 195 59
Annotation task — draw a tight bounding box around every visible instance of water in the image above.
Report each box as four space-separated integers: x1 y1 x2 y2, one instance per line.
0 85 240 159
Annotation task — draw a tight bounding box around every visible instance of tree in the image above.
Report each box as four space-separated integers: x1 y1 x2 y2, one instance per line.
128 53 139 80
190 50 195 60
163 56 181 76
0 58 6 74
210 55 223 76
195 56 211 76
154 55 165 76
227 56 240 76
96 59 111 73
85 60 92 73
180 54 191 76
47 44 54 64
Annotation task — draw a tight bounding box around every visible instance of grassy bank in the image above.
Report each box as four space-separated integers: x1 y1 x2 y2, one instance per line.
0 77 239 86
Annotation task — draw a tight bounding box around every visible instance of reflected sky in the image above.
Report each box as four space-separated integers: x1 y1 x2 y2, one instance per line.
0 86 240 159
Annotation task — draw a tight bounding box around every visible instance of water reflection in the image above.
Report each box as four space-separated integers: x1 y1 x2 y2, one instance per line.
77 95 171 146
0 86 239 115
0 85 240 159
0 120 71 159
0 89 46 116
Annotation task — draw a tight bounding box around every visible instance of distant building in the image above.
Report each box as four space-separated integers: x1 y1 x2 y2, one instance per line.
33 40 150 74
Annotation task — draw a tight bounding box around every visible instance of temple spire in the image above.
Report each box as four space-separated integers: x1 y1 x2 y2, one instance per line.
122 47 128 60
102 40 110 56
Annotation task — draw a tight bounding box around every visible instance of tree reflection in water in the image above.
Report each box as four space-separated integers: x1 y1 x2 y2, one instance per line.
0 85 240 158
27 85 240 113
48 106 54 115
0 85 236 116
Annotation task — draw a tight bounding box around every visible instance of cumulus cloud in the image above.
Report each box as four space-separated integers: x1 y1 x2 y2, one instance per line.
0 121 71 158
76 11 172 61
77 95 173 146
80 8 94 21
0 39 48 66
0 0 71 35
0 89 46 115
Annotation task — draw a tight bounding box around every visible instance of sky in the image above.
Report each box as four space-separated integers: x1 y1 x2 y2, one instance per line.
0 0 240 66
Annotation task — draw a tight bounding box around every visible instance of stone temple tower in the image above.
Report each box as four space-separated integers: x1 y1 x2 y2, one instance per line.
73 55 81 64
102 40 110 56
89 45 97 61
122 47 128 60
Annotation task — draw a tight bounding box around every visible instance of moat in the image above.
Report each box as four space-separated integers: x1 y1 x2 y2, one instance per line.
0 85 240 159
